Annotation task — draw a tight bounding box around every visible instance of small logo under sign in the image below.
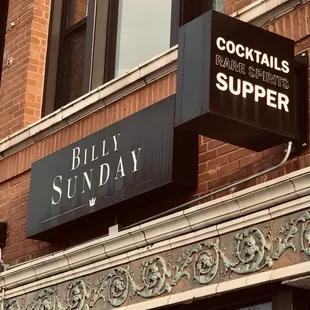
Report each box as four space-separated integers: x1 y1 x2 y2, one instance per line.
89 197 96 207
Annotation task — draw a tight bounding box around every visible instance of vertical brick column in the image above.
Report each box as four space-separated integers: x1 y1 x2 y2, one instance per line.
0 0 50 140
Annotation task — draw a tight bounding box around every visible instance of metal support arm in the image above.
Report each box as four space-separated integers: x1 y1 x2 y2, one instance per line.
126 141 293 229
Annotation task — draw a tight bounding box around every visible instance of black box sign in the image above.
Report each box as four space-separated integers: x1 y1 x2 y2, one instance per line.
176 10 303 151
26 96 197 239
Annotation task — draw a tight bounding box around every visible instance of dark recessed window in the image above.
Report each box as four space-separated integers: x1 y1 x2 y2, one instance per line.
56 0 88 109
0 0 9 86
43 0 220 116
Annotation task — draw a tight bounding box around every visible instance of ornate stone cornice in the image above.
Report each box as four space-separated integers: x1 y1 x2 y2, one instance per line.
1 167 310 302
5 207 310 309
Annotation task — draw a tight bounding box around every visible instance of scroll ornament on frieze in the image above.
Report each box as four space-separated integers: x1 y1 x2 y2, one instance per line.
6 211 310 309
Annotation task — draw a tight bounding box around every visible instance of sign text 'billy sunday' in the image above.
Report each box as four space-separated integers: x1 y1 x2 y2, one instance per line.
51 134 142 206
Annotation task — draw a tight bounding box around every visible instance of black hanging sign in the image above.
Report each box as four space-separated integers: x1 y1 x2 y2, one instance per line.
176 10 307 151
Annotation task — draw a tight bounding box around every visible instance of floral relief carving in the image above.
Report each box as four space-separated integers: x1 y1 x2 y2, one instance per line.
273 211 310 259
26 288 56 310
5 299 20 310
65 280 88 310
5 211 310 309
224 227 273 275
171 240 220 286
90 266 130 307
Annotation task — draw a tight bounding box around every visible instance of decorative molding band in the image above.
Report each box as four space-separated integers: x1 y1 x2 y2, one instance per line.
2 167 310 300
4 208 310 308
0 47 177 160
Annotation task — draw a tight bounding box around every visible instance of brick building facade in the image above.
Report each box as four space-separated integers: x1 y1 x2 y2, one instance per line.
0 0 310 309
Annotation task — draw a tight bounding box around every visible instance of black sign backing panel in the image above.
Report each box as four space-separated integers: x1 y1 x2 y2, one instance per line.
176 10 302 151
27 95 198 239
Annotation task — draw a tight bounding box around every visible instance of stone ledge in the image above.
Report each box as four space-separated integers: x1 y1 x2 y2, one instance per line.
5 220 310 305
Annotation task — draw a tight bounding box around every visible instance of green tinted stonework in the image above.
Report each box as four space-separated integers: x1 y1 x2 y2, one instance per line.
5 209 310 309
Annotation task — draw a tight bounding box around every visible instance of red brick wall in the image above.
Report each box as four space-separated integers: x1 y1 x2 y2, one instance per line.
225 0 257 15
0 0 50 140
1 1 310 266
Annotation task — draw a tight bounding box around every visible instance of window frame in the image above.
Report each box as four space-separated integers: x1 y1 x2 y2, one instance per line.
54 1 89 110
170 0 214 46
43 0 99 115
43 0 218 116
42 0 63 116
